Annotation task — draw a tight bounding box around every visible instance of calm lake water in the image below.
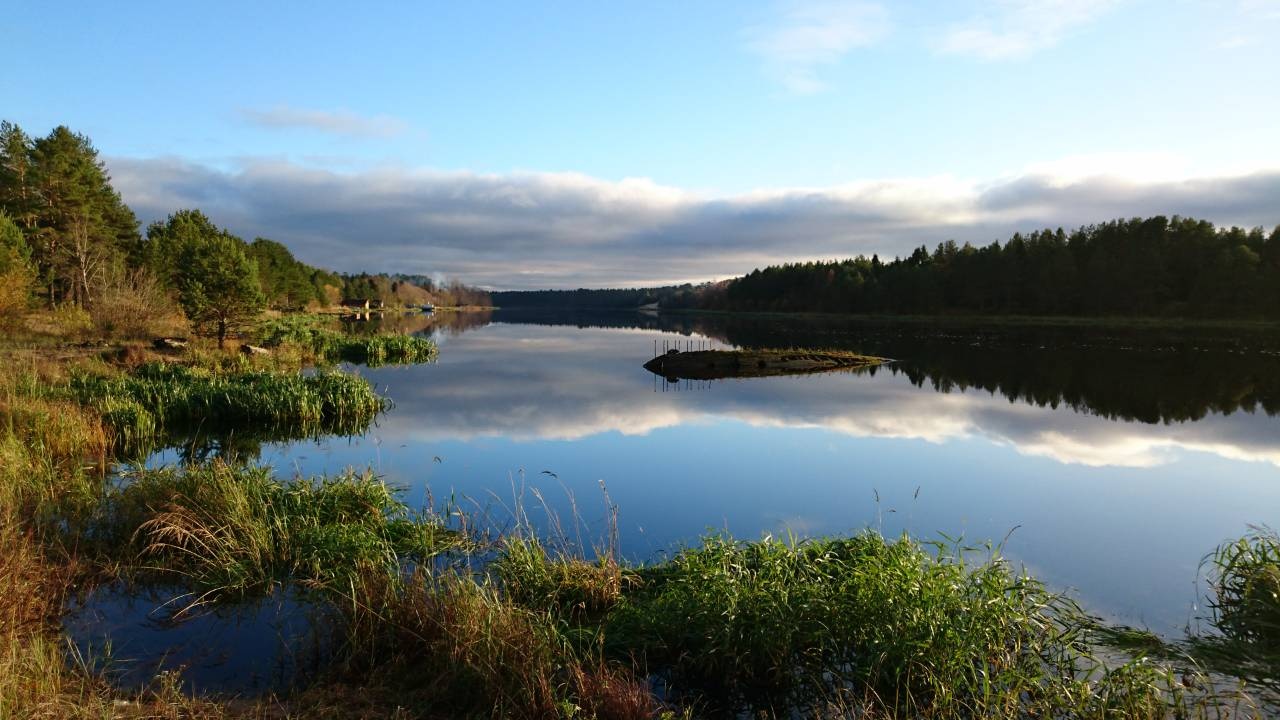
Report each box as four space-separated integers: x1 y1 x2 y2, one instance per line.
69 309 1280 691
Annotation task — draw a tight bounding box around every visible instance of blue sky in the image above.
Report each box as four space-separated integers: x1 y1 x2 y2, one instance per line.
5 1 1279 287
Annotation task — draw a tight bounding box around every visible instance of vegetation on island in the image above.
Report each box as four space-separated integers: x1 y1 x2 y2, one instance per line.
643 347 885 380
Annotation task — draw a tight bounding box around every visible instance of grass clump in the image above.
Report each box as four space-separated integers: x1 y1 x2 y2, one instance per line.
590 532 1189 717
332 571 667 720
257 315 438 367
68 361 386 454
1209 526 1280 646
1167 527 1280 699
493 537 630 619
104 462 462 605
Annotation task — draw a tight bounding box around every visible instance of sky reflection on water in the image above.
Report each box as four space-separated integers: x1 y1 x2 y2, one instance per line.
250 315 1280 635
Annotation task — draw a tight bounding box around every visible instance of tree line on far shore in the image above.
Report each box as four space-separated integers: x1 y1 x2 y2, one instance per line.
6 120 1276 333
0 121 489 343
706 217 1280 318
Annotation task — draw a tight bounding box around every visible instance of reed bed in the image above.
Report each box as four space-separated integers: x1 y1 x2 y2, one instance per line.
103 462 466 606
1209 527 1280 646
330 570 665 720
257 315 438 366
594 533 1205 717
69 361 386 454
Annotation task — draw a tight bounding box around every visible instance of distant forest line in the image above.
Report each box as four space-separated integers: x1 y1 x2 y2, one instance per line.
497 216 1280 320
4 120 1276 325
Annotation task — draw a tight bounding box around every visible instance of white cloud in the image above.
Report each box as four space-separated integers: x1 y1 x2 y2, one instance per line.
747 1 890 93
239 105 409 139
939 0 1121 60
106 154 1280 289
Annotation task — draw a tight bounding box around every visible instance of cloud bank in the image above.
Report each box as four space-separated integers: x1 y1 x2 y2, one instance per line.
106 155 1280 289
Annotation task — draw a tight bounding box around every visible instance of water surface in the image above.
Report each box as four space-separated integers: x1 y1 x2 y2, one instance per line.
73 310 1280 689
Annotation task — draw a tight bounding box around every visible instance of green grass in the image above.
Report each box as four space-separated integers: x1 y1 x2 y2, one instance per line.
67 361 386 455
331 570 668 720
590 532 1193 716
257 315 438 366
492 536 628 618
1182 527 1280 698
102 462 465 605
1209 527 1280 646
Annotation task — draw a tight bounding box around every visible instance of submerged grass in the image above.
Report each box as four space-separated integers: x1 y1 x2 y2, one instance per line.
258 315 438 367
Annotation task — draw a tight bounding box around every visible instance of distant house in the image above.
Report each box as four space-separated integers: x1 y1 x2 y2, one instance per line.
340 298 370 311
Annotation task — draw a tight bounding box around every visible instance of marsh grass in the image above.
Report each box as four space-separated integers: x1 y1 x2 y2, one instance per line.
593 532 1174 716
329 570 667 720
479 525 1266 718
493 536 630 619
69 361 386 455
257 315 438 367
1208 527 1280 646
104 462 465 608
1174 527 1280 700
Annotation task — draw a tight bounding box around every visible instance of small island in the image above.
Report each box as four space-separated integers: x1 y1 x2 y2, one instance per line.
643 348 886 380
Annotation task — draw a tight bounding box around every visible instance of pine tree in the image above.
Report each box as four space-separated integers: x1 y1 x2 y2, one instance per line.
176 231 265 347
0 122 38 232
27 126 138 306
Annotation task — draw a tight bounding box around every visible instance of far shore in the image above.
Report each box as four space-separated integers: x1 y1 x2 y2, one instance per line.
624 307 1280 332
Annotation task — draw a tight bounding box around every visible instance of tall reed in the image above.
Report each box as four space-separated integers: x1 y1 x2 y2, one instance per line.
1209 527 1280 645
257 315 438 366
69 361 386 454
104 462 463 606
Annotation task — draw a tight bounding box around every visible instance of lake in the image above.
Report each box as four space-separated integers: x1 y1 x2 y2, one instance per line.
69 309 1280 691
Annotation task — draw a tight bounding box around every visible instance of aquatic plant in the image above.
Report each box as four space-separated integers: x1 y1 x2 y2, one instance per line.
257 315 438 366
106 462 463 605
328 569 668 720
1209 527 1280 645
68 361 386 454
492 536 628 618
592 533 1209 716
